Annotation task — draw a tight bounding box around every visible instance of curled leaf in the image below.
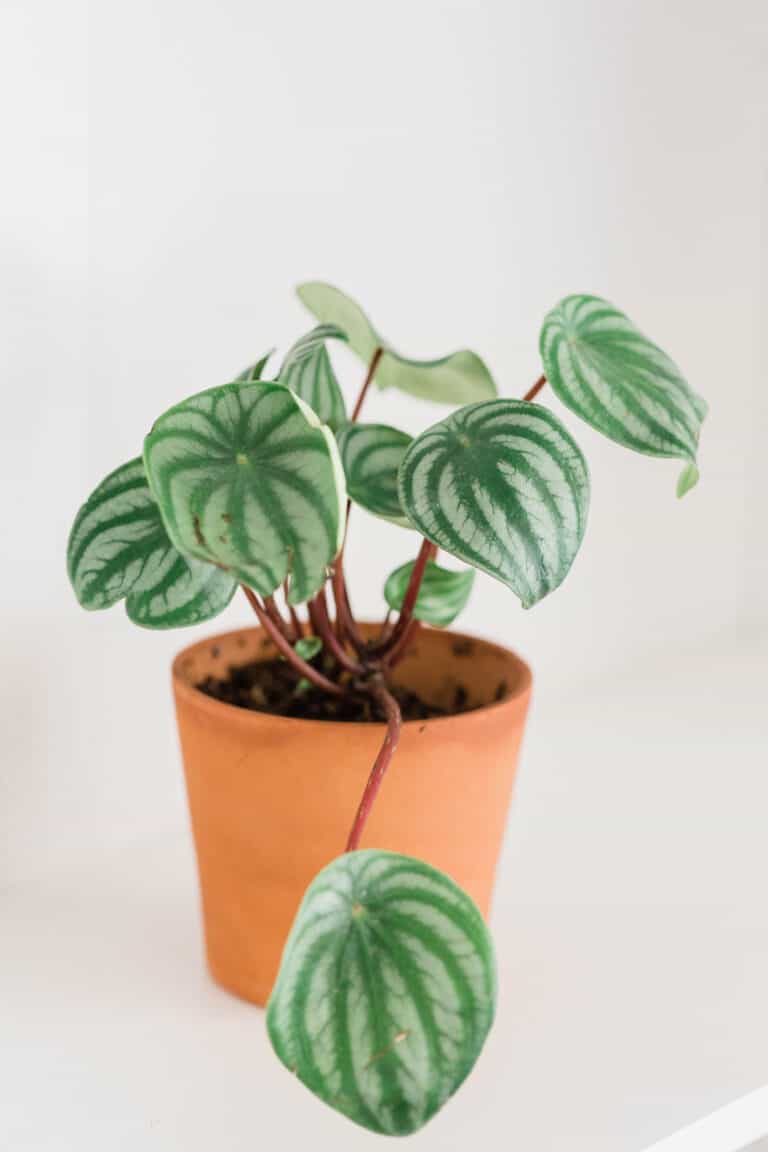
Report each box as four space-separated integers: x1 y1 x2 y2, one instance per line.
297 281 496 405
280 324 348 431
539 295 706 494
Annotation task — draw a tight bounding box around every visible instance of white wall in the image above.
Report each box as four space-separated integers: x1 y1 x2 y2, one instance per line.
2 6 767 1149
3 0 766 880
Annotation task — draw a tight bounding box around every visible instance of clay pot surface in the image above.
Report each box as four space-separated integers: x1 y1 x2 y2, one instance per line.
172 624 532 1005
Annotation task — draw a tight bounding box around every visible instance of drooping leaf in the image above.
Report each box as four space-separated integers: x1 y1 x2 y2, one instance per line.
236 349 275 382
67 458 237 628
267 850 496 1136
336 422 413 527
143 381 346 605
539 295 707 494
399 399 590 608
297 281 496 405
384 559 474 627
279 324 348 431
294 635 322 661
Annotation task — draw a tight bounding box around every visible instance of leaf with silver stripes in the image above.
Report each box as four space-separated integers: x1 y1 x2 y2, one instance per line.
297 281 496 405
143 381 346 604
279 324 348 431
384 559 474 627
539 295 707 496
236 349 275 382
336 422 413 527
67 458 237 628
267 850 496 1136
399 399 590 608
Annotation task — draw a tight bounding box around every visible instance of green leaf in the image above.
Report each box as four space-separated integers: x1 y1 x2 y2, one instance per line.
676 461 699 498
294 635 322 661
384 559 474 627
143 381 346 605
539 295 707 494
267 850 496 1136
399 399 590 609
67 458 237 628
336 422 413 527
236 350 275 381
279 324 348 432
297 281 496 405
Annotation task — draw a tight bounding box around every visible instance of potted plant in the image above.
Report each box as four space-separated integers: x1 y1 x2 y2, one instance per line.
67 283 706 1136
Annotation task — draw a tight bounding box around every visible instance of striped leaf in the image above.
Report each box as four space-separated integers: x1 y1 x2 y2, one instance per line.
399 399 590 609
236 350 274 382
267 850 496 1136
279 324 348 432
336 422 413 527
297 281 496 405
67 458 237 628
539 295 707 495
143 381 346 605
384 559 474 627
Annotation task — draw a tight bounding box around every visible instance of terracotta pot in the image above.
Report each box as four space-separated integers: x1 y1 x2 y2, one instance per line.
172 624 532 1006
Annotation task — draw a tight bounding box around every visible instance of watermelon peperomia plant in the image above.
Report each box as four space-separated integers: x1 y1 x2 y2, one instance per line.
68 284 707 1135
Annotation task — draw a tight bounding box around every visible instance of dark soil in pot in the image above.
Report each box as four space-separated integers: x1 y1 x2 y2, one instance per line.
197 655 497 721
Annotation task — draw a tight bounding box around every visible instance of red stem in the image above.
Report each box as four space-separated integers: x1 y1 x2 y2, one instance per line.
264 594 292 641
283 579 303 641
311 587 365 675
384 618 421 669
345 678 402 851
332 556 367 653
372 539 434 657
241 586 343 695
523 374 547 402
351 346 383 422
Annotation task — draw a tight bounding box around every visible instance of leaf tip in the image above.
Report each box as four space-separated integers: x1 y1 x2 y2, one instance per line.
676 461 700 499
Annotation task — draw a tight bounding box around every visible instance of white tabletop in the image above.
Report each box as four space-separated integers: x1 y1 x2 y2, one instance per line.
2 614 765 1151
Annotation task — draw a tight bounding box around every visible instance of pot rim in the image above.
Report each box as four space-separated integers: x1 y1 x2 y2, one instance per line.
172 623 532 731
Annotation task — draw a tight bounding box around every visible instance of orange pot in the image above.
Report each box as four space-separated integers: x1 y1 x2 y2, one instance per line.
172 624 532 1006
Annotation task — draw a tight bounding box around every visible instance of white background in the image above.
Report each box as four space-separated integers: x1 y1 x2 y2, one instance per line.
1 1 766 1149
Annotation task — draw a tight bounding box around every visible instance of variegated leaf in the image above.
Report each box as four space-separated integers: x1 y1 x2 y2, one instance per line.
143 381 346 605
336 422 413 527
539 295 707 495
399 399 590 608
384 559 474 627
297 281 496 405
267 850 496 1136
67 458 237 628
279 324 348 431
236 349 274 382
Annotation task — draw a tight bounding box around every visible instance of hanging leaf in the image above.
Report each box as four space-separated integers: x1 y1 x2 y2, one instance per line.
399 399 590 609
336 422 413 527
236 349 275 382
294 635 322 661
67 458 237 628
539 295 707 495
267 850 496 1136
143 381 346 605
384 559 474 627
297 281 496 405
279 324 348 432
